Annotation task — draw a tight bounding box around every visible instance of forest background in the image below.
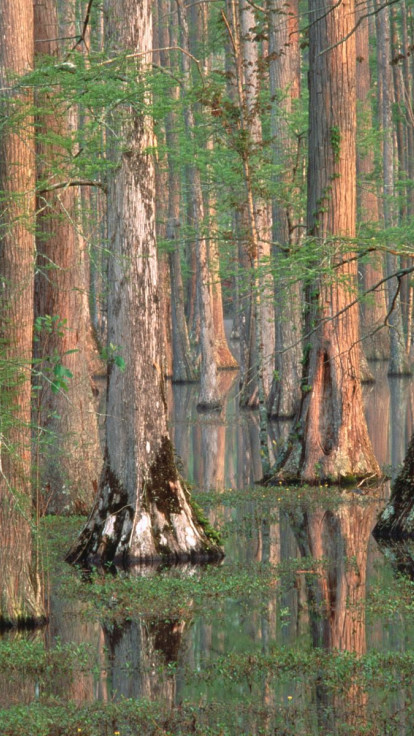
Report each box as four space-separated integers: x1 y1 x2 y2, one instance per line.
1 0 414 627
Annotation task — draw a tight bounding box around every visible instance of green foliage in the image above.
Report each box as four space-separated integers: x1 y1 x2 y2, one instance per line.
33 315 75 394
100 343 126 372
330 125 341 163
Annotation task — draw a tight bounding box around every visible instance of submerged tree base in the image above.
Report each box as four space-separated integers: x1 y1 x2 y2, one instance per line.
374 433 414 540
196 399 222 413
264 466 383 490
66 436 224 569
0 613 47 632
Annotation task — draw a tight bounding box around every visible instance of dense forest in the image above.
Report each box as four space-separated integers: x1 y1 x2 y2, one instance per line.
1 0 414 635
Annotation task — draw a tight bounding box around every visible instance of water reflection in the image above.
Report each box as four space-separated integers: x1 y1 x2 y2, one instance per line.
47 594 102 703
0 630 43 708
103 618 185 704
169 379 263 490
289 495 382 731
169 365 414 490
4 368 414 733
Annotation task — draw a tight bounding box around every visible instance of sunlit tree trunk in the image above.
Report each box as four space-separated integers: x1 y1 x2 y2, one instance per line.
223 0 260 409
391 6 413 354
158 0 196 383
33 0 102 515
198 2 238 372
401 4 414 356
357 2 390 361
376 2 411 376
273 0 380 482
240 0 275 398
267 0 303 418
0 0 45 625
66 0 223 566
176 0 221 410
209 217 239 371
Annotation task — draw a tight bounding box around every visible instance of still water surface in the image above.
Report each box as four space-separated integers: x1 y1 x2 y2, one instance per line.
3 363 414 734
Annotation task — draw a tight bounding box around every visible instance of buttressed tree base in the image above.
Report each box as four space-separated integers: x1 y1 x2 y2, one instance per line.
66 0 223 568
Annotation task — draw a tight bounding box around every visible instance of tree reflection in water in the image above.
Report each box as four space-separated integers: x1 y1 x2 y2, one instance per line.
290 494 383 731
103 616 186 704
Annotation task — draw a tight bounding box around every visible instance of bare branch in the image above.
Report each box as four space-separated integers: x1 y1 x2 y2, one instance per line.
99 46 204 80
220 10 237 56
38 179 107 194
277 264 414 357
34 36 78 44
71 0 94 52
319 0 401 56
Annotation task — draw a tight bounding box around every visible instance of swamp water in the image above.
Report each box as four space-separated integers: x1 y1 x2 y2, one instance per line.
2 364 414 734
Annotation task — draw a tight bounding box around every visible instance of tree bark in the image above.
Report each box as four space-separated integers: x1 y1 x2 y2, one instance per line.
272 0 381 483
376 2 411 376
0 0 45 625
199 2 238 372
33 0 102 515
375 431 414 538
391 6 413 352
176 0 222 410
267 0 303 418
356 2 390 361
66 0 223 567
159 0 196 383
240 0 275 399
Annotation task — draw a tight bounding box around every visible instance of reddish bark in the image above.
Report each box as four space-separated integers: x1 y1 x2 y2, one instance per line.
273 0 380 482
0 0 45 625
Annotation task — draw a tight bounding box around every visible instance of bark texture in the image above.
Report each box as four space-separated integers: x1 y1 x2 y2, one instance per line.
273 0 380 482
376 3 411 375
159 0 196 383
267 0 303 418
374 432 414 538
356 3 390 361
177 0 221 410
224 0 264 409
0 0 45 625
66 0 223 567
34 0 102 515
240 0 275 398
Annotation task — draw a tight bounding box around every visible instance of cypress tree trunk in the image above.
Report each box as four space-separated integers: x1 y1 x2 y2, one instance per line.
356 2 390 361
158 0 196 383
376 2 411 376
199 3 238 372
66 0 223 567
33 0 102 515
176 0 222 410
240 0 275 399
374 432 414 539
0 0 45 625
267 0 303 419
272 0 381 483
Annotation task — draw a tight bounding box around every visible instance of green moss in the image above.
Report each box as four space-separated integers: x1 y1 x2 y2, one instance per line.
145 436 222 550
189 497 222 547
144 436 182 518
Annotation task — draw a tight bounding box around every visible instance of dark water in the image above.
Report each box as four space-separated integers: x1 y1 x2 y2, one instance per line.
2 363 414 734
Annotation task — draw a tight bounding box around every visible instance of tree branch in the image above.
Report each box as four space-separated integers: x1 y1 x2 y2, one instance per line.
38 179 107 194
277 264 414 357
71 0 94 52
319 0 401 56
